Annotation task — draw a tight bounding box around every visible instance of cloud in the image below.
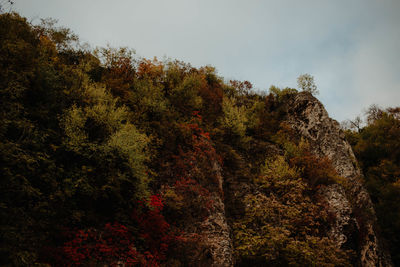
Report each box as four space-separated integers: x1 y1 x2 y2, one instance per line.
351 22 400 114
13 0 400 121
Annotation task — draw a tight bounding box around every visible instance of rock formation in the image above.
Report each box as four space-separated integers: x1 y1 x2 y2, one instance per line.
194 92 392 266
199 160 234 267
286 92 392 266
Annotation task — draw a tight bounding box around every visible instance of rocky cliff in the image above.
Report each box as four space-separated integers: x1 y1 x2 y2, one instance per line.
177 92 392 267
285 92 392 266
198 160 234 266
3 13 395 265
201 92 392 266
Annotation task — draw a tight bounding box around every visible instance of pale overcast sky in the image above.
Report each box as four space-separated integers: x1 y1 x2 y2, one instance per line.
12 0 400 121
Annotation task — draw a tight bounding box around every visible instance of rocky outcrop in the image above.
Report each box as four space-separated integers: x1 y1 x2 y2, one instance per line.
199 160 234 267
286 92 392 266
196 91 391 266
183 143 234 267
317 184 358 249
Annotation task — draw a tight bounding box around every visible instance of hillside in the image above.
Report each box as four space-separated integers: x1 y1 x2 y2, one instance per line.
0 13 398 266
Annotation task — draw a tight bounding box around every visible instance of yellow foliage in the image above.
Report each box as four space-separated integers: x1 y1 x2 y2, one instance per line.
220 96 248 137
234 155 352 266
61 81 150 198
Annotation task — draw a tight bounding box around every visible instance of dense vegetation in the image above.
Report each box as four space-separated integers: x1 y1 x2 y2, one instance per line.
344 107 400 265
0 12 397 266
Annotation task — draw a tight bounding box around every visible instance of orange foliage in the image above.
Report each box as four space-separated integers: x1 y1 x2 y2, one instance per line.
102 54 135 99
290 148 339 188
137 58 164 81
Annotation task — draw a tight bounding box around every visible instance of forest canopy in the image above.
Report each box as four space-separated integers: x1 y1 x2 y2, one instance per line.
0 12 398 266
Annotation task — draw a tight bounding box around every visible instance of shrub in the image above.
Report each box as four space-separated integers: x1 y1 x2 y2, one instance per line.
233 155 352 266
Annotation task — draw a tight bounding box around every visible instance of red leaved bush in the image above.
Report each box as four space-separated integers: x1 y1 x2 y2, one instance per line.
47 195 175 266
174 111 222 188
290 148 340 188
131 195 172 262
62 223 149 266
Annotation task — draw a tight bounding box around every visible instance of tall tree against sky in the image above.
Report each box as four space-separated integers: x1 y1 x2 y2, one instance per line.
297 73 319 95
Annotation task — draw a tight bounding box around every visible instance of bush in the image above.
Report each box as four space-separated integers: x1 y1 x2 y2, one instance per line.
234 155 352 266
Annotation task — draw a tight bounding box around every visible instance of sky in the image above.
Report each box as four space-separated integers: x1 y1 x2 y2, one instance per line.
11 0 400 122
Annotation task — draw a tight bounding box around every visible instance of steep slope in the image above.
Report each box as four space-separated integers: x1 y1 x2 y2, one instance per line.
285 92 392 266
1 12 396 266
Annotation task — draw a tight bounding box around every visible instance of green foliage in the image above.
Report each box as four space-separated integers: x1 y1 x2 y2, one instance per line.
289 140 344 187
1 12 359 266
170 73 203 113
0 13 152 264
297 73 319 95
269 85 298 102
255 155 302 193
130 77 169 121
61 82 150 199
220 96 248 138
274 131 343 188
234 156 351 266
346 107 400 265
35 18 78 50
0 13 75 264
244 98 265 133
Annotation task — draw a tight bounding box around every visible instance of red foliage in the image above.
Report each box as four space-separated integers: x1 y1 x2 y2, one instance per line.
149 194 164 211
229 80 253 95
197 75 223 120
62 223 147 266
136 58 164 81
55 113 223 266
132 195 172 261
173 177 214 215
174 112 223 182
54 195 176 266
157 113 220 227
49 112 222 266
102 54 135 99
109 56 134 82
289 147 338 188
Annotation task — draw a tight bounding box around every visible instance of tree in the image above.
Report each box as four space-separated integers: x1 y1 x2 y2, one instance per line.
297 74 319 95
345 107 400 265
365 104 383 124
341 115 363 133
233 155 351 266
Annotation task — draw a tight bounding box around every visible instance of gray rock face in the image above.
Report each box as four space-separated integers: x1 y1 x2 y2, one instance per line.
200 196 233 267
286 92 392 266
317 184 357 248
200 160 234 267
194 91 391 266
